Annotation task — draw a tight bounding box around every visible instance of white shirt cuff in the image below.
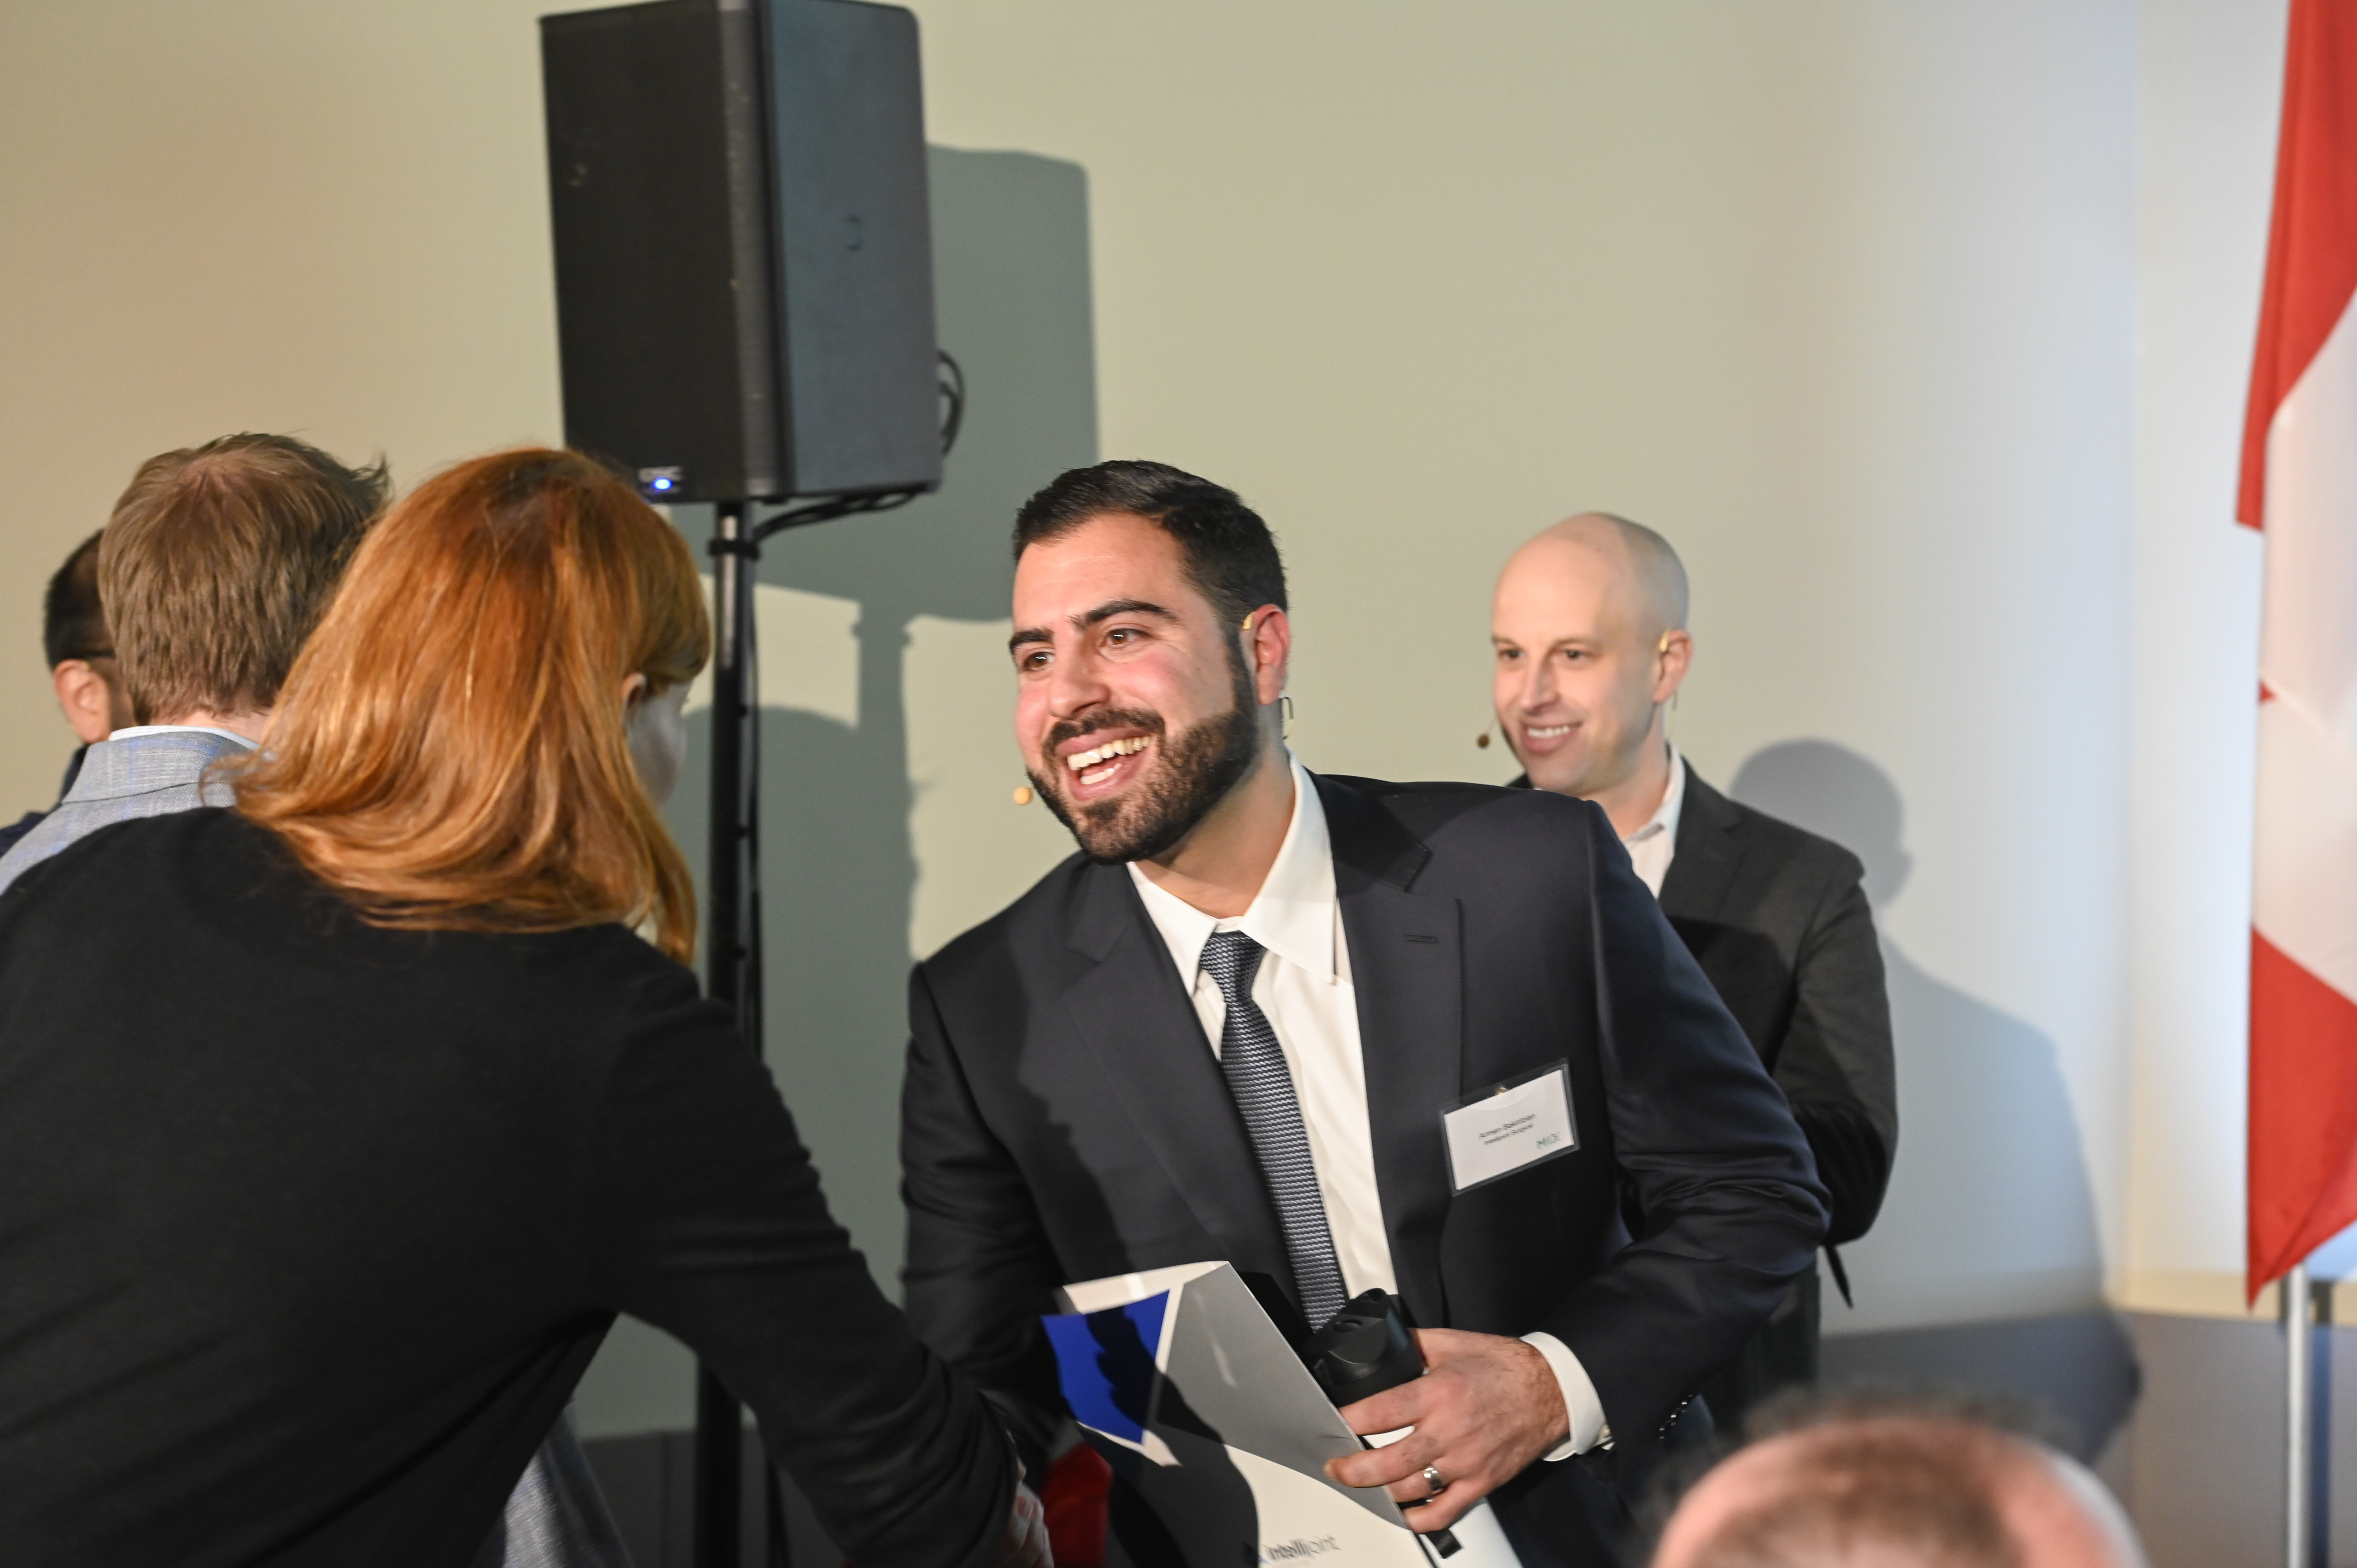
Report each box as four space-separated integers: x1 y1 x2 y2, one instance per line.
1521 1331 1610 1459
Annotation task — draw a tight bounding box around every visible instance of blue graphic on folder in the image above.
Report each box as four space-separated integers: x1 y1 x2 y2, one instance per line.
1041 1292 1169 1450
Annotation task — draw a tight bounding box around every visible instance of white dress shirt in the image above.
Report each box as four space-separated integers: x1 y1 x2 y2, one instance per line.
109 724 259 750
1620 745 1686 897
1129 758 1609 1459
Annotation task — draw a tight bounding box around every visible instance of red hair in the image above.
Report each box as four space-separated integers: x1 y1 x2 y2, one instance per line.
233 449 709 963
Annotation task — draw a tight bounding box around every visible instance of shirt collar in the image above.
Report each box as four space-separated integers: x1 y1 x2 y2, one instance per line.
1129 756 1338 984
109 724 259 750
1622 743 1686 847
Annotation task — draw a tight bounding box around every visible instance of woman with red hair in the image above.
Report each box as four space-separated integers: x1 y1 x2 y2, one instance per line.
0 450 1044 1568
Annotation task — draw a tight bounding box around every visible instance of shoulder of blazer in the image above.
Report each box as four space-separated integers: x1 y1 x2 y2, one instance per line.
1314 771 1610 890
917 846 1104 987
917 775 1616 989
1671 765 1866 900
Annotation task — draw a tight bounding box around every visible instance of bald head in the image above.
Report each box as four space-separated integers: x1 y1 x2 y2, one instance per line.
1501 512 1689 638
1490 512 1694 809
1651 1415 2145 1568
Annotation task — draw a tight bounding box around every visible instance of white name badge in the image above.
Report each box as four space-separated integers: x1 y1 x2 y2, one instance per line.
1442 1064 1577 1194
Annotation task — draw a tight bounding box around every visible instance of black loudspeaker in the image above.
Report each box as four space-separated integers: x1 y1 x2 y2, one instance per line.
540 0 939 503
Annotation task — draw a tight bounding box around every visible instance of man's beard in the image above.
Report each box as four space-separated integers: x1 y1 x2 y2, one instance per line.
1030 674 1264 866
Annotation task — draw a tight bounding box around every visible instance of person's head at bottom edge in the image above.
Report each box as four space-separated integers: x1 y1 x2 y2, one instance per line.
1648 1390 2145 1568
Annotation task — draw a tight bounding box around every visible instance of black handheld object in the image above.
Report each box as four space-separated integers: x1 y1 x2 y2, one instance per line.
1303 1289 1424 1406
1300 1290 1462 1559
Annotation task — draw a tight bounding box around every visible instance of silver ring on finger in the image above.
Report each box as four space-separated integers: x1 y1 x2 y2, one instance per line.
1422 1466 1448 1497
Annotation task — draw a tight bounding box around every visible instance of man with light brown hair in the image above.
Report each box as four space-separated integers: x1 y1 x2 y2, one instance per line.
0 434 648 1568
1648 1395 2145 1568
0 433 385 893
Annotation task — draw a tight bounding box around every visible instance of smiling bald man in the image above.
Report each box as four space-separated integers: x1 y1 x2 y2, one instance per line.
1491 514 1898 1435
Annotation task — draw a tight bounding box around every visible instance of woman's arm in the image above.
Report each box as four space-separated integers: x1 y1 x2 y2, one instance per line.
586 962 1024 1568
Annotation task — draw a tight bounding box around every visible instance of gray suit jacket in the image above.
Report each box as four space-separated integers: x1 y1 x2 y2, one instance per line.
0 730 247 897
0 727 636 1568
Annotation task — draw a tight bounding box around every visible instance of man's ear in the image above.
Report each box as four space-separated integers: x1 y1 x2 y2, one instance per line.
1653 628 1693 706
52 660 117 746
1241 606 1292 708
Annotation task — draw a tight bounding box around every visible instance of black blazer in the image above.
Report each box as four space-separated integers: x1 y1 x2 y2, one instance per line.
901 774 1826 1559
0 810 1013 1568
1657 766 1896 1247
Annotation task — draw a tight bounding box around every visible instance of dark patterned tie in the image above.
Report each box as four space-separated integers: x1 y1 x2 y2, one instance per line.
1199 929 1350 1328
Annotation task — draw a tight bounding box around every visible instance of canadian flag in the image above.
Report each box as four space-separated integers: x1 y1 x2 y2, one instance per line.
2241 0 2357 1297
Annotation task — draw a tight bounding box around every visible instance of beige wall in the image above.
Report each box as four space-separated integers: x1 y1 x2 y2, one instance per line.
2122 0 2282 1317
0 2 576 785
0 0 2292 1434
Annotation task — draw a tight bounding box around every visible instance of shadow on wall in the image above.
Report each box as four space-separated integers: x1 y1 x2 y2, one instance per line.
664 147 1098 1292
1729 740 2137 1455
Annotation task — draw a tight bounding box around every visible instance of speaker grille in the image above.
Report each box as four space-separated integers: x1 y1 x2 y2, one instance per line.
541 0 940 504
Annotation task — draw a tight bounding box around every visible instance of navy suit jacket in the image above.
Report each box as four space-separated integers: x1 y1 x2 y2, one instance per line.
900 774 1826 1563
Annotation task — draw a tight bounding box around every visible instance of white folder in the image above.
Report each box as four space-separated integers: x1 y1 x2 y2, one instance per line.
1045 1261 1521 1568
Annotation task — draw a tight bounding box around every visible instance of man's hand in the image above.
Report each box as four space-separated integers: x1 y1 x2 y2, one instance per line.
993 1475 1051 1568
1320 1329 1570 1532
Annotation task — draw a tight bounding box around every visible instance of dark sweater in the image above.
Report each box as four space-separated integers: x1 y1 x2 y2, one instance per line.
0 809 1011 1568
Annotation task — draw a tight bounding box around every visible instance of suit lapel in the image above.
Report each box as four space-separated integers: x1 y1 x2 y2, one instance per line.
1057 862 1295 1287
1657 762 1746 923
1319 776 1461 1331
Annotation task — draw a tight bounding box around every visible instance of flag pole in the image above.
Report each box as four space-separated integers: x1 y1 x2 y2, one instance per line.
2239 0 2357 1557
2286 1261 2314 1568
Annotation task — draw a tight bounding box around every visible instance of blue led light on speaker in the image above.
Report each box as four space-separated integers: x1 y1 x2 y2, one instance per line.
635 465 686 498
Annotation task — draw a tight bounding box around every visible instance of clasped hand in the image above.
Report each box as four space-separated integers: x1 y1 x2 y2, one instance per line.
1320 1328 1570 1532
993 1471 1051 1568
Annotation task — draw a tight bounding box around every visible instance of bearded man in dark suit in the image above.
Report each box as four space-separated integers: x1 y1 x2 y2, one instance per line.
1489 512 1898 1436
900 462 1827 1567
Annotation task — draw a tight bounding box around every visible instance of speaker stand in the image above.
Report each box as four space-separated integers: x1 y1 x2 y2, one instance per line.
692 426 943 1564
699 500 760 1568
